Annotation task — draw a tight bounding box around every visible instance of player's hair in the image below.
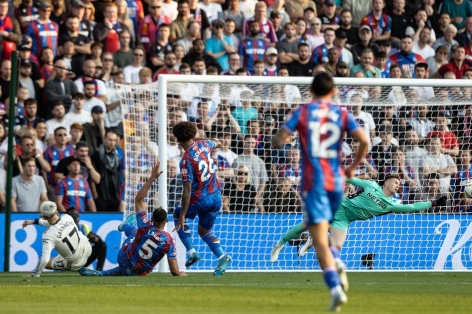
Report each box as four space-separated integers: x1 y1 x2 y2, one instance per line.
304 7 315 13
105 129 118 138
152 207 167 223
172 121 197 142
178 0 188 6
384 173 400 183
21 156 35 166
310 72 334 97
54 126 67 136
278 65 289 72
425 172 440 181
24 98 37 107
225 18 235 25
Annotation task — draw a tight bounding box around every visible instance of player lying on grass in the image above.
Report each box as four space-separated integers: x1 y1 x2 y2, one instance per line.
22 201 92 277
271 174 448 286
172 122 232 276
80 161 186 277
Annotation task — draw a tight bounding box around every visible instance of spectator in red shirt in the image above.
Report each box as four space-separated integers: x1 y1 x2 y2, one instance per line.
433 45 469 79
427 113 459 157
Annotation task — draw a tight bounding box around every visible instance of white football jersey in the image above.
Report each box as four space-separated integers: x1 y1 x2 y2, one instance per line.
32 214 91 277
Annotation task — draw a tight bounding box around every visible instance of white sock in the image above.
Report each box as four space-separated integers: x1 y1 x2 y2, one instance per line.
330 286 342 296
188 249 196 256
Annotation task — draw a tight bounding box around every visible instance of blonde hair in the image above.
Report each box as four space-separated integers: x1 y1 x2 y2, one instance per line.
234 165 250 184
20 127 38 146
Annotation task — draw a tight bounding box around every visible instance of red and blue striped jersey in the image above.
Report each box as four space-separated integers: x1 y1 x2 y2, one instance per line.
40 66 53 81
56 176 93 212
283 101 360 192
26 20 59 57
124 210 176 275
312 44 342 64
44 144 75 187
389 52 425 78
278 164 302 192
15 4 39 31
242 17 277 43
127 152 153 171
180 139 221 204
360 12 392 36
264 67 278 76
239 38 269 74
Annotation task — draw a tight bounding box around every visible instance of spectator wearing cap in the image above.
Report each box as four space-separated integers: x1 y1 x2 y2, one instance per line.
15 0 39 31
319 0 340 32
12 157 48 212
18 59 41 106
64 0 94 41
74 60 108 104
269 10 284 41
267 0 290 28
433 46 470 79
359 0 391 43
312 28 341 64
264 47 278 76
182 38 223 72
0 0 21 61
94 2 134 53
81 105 107 156
26 2 59 57
342 0 372 29
284 0 316 21
334 28 354 69
55 157 96 212
350 48 382 78
69 122 84 148
287 42 314 77
387 0 409 46
335 61 350 77
322 47 340 76
277 22 298 64
44 59 79 113
222 0 246 40
242 2 277 45
66 93 92 125
412 27 435 60
352 25 379 65
405 9 436 45
206 18 235 71
18 43 44 88
138 0 173 53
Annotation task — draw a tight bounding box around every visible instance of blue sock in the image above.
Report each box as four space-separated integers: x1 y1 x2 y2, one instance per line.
202 232 224 258
330 246 340 260
174 219 194 251
323 266 341 290
123 224 137 237
101 266 123 276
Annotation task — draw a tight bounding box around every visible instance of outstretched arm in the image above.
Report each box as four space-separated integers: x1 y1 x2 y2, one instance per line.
135 161 163 212
390 196 447 213
168 257 187 276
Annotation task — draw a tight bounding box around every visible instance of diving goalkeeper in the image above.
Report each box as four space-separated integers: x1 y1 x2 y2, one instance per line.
270 174 447 290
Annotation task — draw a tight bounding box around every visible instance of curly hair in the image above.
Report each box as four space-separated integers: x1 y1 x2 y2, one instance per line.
172 121 197 142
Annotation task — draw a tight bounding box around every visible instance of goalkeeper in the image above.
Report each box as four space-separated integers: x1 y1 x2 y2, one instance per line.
270 174 447 289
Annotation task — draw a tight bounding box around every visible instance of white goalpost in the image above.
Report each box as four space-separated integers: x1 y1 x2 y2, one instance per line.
118 76 472 272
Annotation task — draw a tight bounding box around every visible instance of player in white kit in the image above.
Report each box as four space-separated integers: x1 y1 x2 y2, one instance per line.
22 201 92 277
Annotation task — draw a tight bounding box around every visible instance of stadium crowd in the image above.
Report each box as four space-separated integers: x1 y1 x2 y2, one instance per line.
2 0 472 214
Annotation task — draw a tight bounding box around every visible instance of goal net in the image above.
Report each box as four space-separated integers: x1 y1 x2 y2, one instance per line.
118 76 472 272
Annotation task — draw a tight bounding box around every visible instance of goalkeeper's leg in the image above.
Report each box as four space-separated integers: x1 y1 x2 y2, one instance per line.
270 222 306 262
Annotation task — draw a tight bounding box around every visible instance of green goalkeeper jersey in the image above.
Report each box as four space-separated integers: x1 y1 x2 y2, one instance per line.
342 178 432 222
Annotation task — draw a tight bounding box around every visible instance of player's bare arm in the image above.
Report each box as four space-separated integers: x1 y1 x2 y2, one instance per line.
344 129 370 179
173 181 192 231
135 161 163 212
168 257 188 276
271 128 291 148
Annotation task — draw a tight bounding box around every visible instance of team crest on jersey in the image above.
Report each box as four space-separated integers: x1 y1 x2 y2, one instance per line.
182 168 188 175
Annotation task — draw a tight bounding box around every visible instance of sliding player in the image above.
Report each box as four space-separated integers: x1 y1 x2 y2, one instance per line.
172 121 231 277
22 201 92 277
80 161 186 277
272 73 370 312
270 174 448 282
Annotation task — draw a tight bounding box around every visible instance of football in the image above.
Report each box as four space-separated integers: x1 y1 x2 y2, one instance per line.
464 180 472 198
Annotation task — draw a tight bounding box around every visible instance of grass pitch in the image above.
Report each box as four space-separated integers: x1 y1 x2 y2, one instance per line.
0 272 470 313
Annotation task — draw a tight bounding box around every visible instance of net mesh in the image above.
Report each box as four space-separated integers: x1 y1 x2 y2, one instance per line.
118 78 472 271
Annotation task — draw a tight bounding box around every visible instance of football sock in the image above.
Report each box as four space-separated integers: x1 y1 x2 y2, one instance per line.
278 223 304 245
123 224 137 237
323 266 341 293
330 246 341 261
174 219 194 252
202 232 224 258
101 266 123 276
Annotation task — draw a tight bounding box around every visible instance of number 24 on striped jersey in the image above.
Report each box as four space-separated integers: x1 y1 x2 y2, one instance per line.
199 157 217 182
309 121 341 158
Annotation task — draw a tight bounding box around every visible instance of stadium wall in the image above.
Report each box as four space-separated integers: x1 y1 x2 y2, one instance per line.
1 214 472 272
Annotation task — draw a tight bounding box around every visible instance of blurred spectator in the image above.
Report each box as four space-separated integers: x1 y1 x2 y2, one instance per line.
370 123 395 181
188 0 211 40
73 59 108 104
216 130 238 166
238 0 257 19
45 101 71 145
414 172 449 213
15 0 39 31
69 122 84 148
413 27 435 60
312 28 338 64
153 51 179 81
0 0 20 61
457 16 472 47
91 130 124 212
239 21 269 74
223 18 240 50
388 0 408 45
343 138 378 180
176 21 200 54
138 0 172 53
350 48 381 78
182 38 222 72
18 59 40 104
34 121 48 152
277 22 298 65
123 47 145 83
441 0 472 31
262 177 300 212
349 93 376 138
223 0 245 40
284 0 316 21
427 113 459 156
426 45 448 77
55 141 101 185
278 147 300 190
148 24 173 72
319 0 340 32
390 36 425 77
287 42 314 76
352 25 378 65
267 0 290 28
81 106 106 156
232 90 258 134
67 0 94 41
405 8 436 44
11 135 51 177
0 60 10 103
420 136 457 194
59 14 92 59
451 148 472 212
212 144 233 183
222 164 258 212
451 103 472 145
335 28 353 69
269 11 283 40
199 0 222 23
170 0 191 42
56 157 96 212
342 0 372 28
167 159 182 212
322 47 339 75
94 2 134 53
243 2 276 45
66 92 92 125
114 30 133 69
220 52 241 75
435 12 450 39
407 104 435 142
264 47 278 75
26 2 59 57
359 0 390 43
307 17 324 48
98 52 115 87
19 98 44 128
206 18 234 71
384 146 417 204
433 46 469 79
12 157 48 212
338 9 356 49
413 63 435 100
432 24 458 57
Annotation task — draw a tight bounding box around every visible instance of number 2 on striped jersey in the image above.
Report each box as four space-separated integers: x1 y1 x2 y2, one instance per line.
309 121 341 158
199 157 217 182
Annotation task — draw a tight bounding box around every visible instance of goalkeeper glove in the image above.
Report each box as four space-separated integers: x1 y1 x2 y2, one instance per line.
431 196 447 207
